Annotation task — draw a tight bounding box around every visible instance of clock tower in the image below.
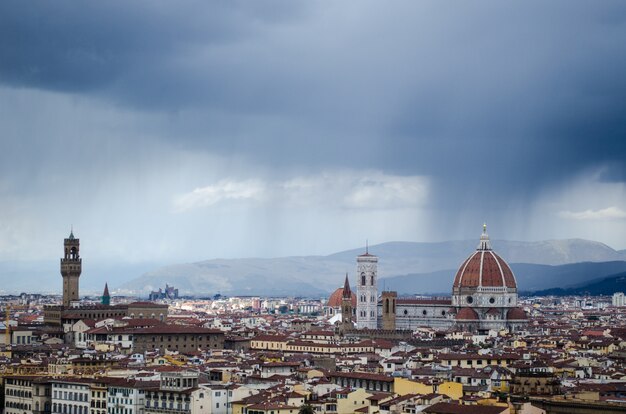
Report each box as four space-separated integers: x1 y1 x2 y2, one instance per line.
61 230 82 308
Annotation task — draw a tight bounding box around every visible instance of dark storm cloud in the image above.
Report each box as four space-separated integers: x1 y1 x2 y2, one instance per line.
0 1 305 92
1 1 626 215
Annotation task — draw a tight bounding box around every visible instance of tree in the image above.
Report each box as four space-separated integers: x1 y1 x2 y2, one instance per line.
299 404 314 414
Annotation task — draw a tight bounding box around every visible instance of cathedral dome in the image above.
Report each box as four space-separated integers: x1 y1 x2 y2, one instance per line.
327 288 356 308
456 307 479 320
506 307 527 320
453 225 517 290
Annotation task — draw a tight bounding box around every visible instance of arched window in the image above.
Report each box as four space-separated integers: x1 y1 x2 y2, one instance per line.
361 272 366 285
385 299 389 313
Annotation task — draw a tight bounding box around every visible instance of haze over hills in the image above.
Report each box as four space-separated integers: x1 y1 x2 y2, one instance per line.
118 238 626 297
532 270 626 296
383 261 626 294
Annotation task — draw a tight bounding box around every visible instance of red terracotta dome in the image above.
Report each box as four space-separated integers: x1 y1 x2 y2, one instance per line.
456 307 479 320
506 307 527 320
453 226 517 289
327 288 356 308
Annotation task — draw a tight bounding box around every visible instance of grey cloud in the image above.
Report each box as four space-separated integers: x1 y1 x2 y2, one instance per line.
0 1 625 261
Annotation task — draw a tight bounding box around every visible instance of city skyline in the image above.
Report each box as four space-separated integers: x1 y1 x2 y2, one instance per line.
0 1 625 267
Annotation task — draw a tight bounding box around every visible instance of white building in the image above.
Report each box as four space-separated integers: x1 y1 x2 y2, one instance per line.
52 379 91 414
144 371 209 414
356 247 378 329
4 376 36 414
613 292 625 307
107 379 147 414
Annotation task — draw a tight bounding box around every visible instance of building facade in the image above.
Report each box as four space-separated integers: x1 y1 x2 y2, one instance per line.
51 379 91 414
107 380 147 414
341 226 528 333
4 376 52 414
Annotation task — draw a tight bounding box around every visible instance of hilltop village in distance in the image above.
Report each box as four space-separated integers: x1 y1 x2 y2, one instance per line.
2 230 626 414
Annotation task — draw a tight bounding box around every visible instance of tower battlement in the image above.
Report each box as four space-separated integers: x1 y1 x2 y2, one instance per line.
61 230 82 308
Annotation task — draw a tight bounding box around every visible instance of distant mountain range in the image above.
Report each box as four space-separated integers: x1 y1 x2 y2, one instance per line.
117 239 626 297
383 261 626 294
532 270 626 296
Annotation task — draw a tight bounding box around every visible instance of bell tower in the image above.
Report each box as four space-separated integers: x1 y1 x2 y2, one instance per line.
356 243 378 329
341 273 353 332
61 230 82 307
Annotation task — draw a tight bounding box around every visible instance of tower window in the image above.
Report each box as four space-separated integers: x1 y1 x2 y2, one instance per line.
361 273 366 285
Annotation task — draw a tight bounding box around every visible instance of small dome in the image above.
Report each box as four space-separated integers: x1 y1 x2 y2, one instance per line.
486 308 500 316
327 288 356 308
456 307 479 320
506 307 527 320
453 226 517 289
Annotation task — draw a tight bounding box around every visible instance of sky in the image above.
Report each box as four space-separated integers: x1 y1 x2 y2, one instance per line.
1 1 626 268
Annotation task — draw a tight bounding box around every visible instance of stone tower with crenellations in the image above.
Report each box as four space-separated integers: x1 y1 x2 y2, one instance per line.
381 291 397 330
61 230 82 307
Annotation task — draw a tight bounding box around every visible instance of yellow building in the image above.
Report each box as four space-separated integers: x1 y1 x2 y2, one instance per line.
436 381 463 401
337 388 373 414
393 378 433 396
246 403 299 414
